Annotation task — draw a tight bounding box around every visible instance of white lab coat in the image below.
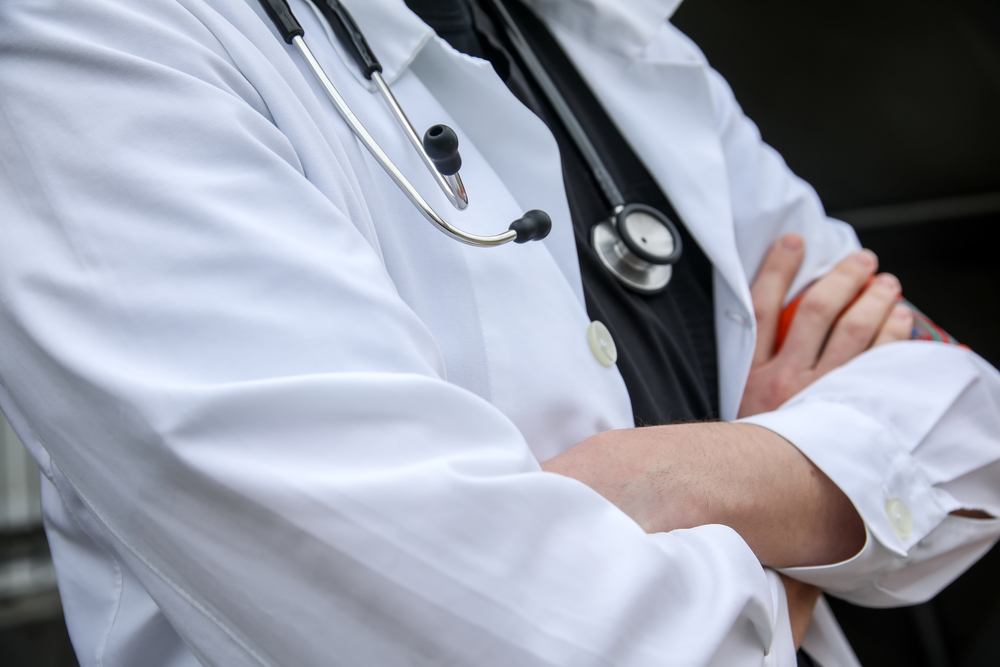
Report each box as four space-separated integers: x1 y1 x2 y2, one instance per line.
0 0 998 666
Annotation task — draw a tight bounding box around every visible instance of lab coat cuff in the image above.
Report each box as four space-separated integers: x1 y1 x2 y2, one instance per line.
776 527 886 596
740 401 949 557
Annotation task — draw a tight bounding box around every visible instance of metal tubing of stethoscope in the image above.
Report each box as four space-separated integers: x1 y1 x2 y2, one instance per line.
445 173 466 206
370 72 469 211
292 36 516 247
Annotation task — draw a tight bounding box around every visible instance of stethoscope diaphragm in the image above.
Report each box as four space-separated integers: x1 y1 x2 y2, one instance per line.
592 204 682 294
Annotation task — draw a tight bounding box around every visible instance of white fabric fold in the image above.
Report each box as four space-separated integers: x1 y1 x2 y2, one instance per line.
743 344 1000 604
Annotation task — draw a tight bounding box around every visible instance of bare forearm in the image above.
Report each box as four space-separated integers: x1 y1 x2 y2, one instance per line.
542 422 865 568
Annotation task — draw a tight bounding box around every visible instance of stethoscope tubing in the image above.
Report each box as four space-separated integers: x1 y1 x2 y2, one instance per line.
293 35 518 246
304 0 469 210
369 72 469 211
486 0 682 294
486 0 626 212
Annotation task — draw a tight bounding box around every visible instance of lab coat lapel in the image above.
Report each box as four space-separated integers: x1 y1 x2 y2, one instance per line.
544 23 753 316
589 48 756 420
523 12 758 419
626 59 751 313
523 0 686 59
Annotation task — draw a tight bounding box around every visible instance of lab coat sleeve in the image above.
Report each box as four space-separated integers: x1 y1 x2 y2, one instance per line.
691 27 1000 606
742 344 1000 607
0 1 795 665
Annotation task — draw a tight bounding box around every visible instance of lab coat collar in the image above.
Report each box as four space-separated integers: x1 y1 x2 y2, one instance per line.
521 0 685 58
332 0 686 85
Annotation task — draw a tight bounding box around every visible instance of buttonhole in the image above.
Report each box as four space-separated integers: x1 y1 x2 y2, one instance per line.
726 310 751 327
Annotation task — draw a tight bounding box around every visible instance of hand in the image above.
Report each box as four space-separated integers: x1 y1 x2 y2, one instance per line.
781 573 821 649
739 234 914 418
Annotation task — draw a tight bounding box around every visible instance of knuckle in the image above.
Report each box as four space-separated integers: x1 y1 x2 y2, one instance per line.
754 268 790 291
830 263 857 281
771 369 799 402
867 289 896 309
753 305 775 325
760 256 787 272
796 295 833 321
844 260 870 278
875 307 914 345
837 317 870 342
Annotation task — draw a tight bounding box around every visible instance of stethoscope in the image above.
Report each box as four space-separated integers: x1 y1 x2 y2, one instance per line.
258 0 683 292
483 0 683 293
258 0 551 246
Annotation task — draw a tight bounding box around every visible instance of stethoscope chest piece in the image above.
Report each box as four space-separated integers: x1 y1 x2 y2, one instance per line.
591 204 682 294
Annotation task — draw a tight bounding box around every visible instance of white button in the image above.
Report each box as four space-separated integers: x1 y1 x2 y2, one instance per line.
587 320 618 367
886 498 913 539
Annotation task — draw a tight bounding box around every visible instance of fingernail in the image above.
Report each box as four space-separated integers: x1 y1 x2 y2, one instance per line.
781 234 803 251
852 249 877 269
874 273 900 291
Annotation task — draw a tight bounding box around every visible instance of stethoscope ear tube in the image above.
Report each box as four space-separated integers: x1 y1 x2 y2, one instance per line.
256 0 549 247
307 0 470 211
259 0 304 44
314 0 382 79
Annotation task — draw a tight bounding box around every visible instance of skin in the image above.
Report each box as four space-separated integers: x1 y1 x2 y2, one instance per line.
544 421 864 567
739 233 913 418
543 234 915 648
782 574 823 648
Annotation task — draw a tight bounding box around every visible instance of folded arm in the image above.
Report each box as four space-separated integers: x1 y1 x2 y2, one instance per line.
0 2 799 664
703 27 1000 605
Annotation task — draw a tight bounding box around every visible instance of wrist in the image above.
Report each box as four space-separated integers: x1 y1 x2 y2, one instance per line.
543 422 865 568
727 424 865 568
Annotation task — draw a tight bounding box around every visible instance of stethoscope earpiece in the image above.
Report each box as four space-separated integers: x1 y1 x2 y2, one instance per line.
258 0 549 247
592 204 681 294
423 125 462 176
259 0 679 261
509 210 552 243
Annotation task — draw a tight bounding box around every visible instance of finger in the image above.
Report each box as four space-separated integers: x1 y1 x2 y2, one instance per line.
816 273 900 374
750 234 805 366
873 303 914 347
779 249 878 367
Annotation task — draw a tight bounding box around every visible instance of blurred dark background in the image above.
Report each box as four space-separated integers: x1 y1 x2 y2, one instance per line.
2 0 998 665
672 0 1000 665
